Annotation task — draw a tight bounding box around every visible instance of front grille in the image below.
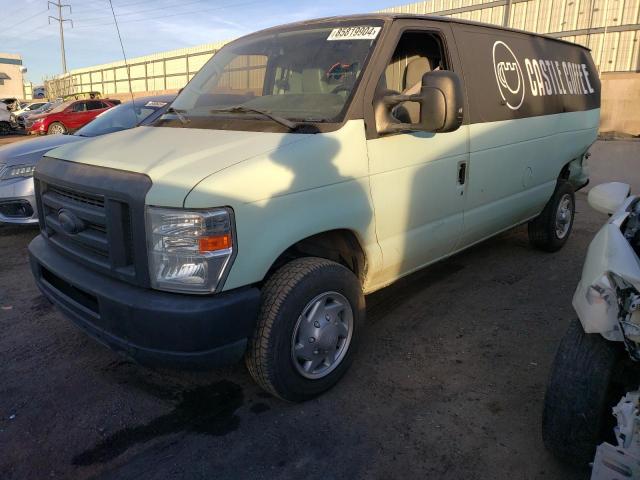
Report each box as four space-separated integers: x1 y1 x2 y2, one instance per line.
49 185 105 209
41 183 120 264
35 157 152 287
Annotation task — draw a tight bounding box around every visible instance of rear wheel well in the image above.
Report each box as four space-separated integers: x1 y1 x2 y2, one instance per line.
559 162 571 181
265 230 366 285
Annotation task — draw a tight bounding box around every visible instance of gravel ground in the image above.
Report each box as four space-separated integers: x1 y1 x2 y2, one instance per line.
0 140 637 480
0 133 30 147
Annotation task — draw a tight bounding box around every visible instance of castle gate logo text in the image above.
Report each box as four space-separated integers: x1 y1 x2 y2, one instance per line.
492 40 596 111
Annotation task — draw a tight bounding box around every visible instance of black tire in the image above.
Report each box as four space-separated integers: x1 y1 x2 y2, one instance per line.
47 122 67 135
542 319 622 466
528 180 575 252
246 257 365 402
0 121 10 135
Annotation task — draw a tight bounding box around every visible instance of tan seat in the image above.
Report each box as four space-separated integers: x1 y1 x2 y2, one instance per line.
402 57 433 123
302 68 329 93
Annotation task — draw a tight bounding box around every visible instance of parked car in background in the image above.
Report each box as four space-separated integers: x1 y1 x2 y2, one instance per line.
0 98 21 112
16 102 55 130
11 102 51 129
28 99 119 135
0 102 12 135
63 91 102 101
0 95 174 224
12 102 49 117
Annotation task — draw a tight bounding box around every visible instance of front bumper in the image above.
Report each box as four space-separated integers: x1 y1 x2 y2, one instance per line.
28 122 46 135
573 202 640 339
29 234 261 368
0 176 38 224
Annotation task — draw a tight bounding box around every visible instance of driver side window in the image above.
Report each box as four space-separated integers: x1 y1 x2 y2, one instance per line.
380 31 447 123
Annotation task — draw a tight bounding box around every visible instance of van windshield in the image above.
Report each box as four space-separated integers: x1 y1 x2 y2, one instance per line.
160 21 383 130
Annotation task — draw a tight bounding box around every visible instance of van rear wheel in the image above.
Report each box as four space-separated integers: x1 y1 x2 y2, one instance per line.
528 181 575 252
245 257 364 402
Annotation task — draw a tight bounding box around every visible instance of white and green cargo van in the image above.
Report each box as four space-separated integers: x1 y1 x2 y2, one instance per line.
29 14 600 401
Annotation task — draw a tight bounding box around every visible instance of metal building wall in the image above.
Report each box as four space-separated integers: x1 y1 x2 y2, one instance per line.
379 0 640 72
44 41 228 99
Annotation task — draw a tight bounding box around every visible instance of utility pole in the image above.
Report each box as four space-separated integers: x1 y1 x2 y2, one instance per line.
48 0 73 73
503 0 512 27
598 0 610 74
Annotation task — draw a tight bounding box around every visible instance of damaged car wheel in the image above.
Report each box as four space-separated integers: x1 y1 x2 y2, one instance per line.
542 319 623 467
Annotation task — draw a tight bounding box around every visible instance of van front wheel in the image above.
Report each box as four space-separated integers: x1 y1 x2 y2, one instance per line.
528 181 575 252
246 257 364 402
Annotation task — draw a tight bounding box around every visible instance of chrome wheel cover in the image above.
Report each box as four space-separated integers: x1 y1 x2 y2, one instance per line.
555 193 573 239
291 291 354 380
49 124 65 135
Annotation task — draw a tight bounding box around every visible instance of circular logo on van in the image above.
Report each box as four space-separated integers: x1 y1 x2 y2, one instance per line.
492 41 525 110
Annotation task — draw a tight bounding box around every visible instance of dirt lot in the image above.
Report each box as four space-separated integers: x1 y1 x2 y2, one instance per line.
0 140 638 480
0 133 30 147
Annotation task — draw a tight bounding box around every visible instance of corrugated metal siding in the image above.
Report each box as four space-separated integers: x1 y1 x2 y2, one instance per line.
44 40 229 98
381 0 639 71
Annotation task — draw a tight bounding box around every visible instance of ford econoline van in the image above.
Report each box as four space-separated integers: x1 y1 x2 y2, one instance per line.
29 14 600 401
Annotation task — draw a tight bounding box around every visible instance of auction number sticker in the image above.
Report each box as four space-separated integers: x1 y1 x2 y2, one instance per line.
327 26 381 41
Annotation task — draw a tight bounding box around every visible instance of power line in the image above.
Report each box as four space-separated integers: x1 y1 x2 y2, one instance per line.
75 0 213 23
73 0 263 29
1 9 48 34
4 23 51 40
107 0 135 106
73 0 177 12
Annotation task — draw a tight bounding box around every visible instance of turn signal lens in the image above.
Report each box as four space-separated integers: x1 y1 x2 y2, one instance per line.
199 234 231 252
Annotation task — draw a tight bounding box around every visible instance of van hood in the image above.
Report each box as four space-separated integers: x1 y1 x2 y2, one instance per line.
45 126 306 206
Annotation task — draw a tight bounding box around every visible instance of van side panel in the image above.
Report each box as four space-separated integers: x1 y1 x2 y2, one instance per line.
463 109 600 243
184 120 383 293
451 24 600 246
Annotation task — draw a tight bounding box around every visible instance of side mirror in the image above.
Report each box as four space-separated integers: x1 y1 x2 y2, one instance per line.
588 182 631 215
375 70 464 135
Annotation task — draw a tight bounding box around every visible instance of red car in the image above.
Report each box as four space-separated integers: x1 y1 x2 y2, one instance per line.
28 99 119 135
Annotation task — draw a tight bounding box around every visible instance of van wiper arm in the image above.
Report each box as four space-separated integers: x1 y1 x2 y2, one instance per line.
166 107 190 125
210 106 298 130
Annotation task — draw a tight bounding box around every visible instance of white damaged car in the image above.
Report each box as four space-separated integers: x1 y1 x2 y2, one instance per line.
543 182 640 473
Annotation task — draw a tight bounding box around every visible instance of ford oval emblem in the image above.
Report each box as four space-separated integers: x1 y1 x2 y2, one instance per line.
58 209 85 235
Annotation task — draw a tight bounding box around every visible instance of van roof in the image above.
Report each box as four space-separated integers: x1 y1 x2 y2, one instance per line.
255 13 591 51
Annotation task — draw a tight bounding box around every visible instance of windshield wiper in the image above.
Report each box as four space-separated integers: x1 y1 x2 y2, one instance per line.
210 106 298 130
166 107 190 125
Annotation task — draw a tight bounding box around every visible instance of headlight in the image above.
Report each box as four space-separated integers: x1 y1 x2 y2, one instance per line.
146 207 235 294
1 164 36 180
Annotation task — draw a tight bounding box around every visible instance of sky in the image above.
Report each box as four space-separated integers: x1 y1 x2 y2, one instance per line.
0 0 408 84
